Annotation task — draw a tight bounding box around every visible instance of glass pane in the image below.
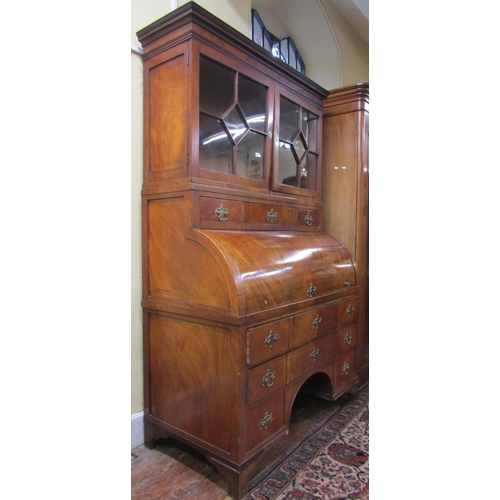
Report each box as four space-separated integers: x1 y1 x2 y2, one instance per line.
289 46 296 69
199 113 232 173
199 56 235 116
224 105 248 144
293 131 307 163
278 141 298 186
238 75 267 133
280 39 289 64
280 96 300 141
235 132 265 179
302 153 318 190
303 109 318 153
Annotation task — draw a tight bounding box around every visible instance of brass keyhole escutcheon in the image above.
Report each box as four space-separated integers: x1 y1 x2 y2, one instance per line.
312 315 322 329
214 203 229 221
262 368 276 388
342 362 350 375
310 347 320 361
267 208 278 222
307 284 317 297
346 304 355 316
344 332 352 344
305 212 313 226
265 330 278 348
260 411 273 429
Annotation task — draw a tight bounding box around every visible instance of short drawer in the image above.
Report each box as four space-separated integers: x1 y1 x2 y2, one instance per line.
333 348 356 389
291 303 337 348
333 323 358 354
287 334 335 384
245 203 294 226
337 296 359 328
247 356 287 406
247 318 291 366
296 208 321 230
246 390 286 452
200 197 243 223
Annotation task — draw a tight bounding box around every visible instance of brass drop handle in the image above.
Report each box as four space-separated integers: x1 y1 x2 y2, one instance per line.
344 331 352 345
305 212 313 226
307 284 317 297
260 411 273 429
262 368 276 388
342 362 350 375
267 208 278 222
265 330 278 348
214 203 229 221
310 347 320 361
312 314 322 329
346 304 355 316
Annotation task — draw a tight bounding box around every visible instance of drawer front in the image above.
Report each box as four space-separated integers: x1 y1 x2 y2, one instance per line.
246 390 286 452
333 348 356 389
247 356 287 406
291 304 337 348
245 203 294 226
247 318 291 366
287 334 335 384
200 197 243 223
334 323 358 354
337 296 359 328
296 209 321 230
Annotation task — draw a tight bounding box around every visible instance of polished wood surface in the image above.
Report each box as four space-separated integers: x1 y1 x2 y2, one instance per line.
138 4 360 498
323 84 369 386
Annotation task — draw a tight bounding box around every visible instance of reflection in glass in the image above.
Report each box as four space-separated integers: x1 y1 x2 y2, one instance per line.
199 56 235 116
224 105 248 144
280 96 299 141
303 110 318 153
278 143 297 186
199 113 232 173
238 75 267 133
304 153 318 190
236 132 264 179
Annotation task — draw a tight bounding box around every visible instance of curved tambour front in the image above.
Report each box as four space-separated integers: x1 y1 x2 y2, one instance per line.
197 230 356 315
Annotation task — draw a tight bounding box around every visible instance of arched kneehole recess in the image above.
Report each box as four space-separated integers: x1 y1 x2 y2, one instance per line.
287 371 334 425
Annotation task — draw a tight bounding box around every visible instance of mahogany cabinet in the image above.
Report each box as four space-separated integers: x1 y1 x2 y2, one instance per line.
137 3 360 498
323 84 369 386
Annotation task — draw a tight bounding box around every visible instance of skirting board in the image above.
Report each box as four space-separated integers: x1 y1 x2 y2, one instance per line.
131 411 144 449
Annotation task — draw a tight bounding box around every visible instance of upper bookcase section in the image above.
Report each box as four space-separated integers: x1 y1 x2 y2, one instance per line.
137 1 329 199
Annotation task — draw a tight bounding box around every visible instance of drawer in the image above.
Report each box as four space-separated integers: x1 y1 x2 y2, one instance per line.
337 297 359 328
247 356 287 406
200 197 243 223
333 323 358 354
246 390 286 452
247 318 291 366
296 208 321 230
291 303 337 348
333 348 356 389
245 203 294 226
287 334 335 384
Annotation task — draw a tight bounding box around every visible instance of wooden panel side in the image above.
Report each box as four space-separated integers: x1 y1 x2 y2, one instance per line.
147 48 188 180
149 314 234 452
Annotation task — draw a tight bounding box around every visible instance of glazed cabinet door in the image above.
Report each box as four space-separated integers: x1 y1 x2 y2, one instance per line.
191 42 275 189
272 85 323 199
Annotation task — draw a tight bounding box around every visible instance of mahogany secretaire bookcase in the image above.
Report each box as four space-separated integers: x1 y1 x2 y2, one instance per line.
137 3 360 498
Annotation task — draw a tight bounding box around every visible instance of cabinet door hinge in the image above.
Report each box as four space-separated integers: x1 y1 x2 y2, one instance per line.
186 151 189 164
186 52 189 66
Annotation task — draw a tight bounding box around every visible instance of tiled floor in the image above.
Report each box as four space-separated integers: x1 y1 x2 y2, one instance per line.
131 391 351 499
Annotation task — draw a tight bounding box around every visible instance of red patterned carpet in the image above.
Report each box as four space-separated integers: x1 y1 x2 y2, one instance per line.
248 385 369 500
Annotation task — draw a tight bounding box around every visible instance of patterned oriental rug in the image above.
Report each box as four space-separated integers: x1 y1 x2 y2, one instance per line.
247 385 369 500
